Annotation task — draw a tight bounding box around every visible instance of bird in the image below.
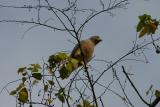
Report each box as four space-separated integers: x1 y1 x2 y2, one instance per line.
58 35 102 79
70 35 102 70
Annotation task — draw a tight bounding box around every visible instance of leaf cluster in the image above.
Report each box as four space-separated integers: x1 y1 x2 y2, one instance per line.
59 58 79 79
48 52 79 79
9 52 78 106
10 64 42 103
77 100 96 107
136 14 159 38
48 52 69 69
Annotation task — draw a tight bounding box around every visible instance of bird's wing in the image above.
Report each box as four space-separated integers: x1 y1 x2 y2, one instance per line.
70 46 80 58
70 39 94 62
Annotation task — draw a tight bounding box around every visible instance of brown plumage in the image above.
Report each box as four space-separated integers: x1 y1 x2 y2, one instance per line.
70 35 102 70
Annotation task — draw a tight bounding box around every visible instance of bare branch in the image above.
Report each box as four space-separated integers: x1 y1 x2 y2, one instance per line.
94 37 160 85
45 0 77 39
121 66 150 106
77 0 129 34
0 20 73 31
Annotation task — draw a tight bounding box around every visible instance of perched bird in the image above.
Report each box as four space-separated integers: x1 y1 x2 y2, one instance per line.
58 35 102 79
70 35 102 70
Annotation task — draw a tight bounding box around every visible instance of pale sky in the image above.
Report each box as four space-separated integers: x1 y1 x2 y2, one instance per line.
0 0 160 107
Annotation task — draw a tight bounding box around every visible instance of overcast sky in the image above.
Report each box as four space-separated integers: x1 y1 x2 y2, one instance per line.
0 0 160 107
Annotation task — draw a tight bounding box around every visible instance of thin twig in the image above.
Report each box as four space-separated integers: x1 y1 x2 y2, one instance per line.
54 76 71 107
77 0 129 34
94 37 160 85
114 67 134 107
121 66 150 106
45 0 77 39
0 20 73 31
100 97 104 107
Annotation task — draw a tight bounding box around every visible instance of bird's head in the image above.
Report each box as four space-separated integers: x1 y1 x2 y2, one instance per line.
89 35 102 45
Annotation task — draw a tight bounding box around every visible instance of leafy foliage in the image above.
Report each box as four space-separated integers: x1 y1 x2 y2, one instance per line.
48 52 79 79
44 84 49 92
55 88 65 103
17 67 27 74
136 14 159 38
155 90 160 98
10 83 25 96
22 77 27 83
77 100 96 107
10 85 29 104
32 73 42 80
48 80 54 86
16 83 25 91
9 52 78 106
28 64 42 72
59 58 79 79
10 90 17 96
18 87 28 103
48 52 69 69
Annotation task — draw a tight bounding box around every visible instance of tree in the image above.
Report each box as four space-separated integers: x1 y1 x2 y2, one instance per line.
0 0 160 107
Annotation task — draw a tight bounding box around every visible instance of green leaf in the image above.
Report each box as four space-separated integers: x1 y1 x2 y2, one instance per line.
22 72 27 76
10 90 17 96
155 90 160 98
136 22 144 32
48 52 69 64
57 52 69 60
83 100 90 107
44 85 48 92
48 80 54 86
55 88 67 103
59 66 69 79
59 58 79 79
27 67 33 71
18 87 28 103
77 100 96 107
16 83 24 91
17 67 26 74
47 98 53 105
32 68 39 72
55 88 65 103
58 88 64 93
66 62 73 73
28 67 38 72
70 58 79 69
32 73 42 80
22 77 27 83
70 58 79 65
138 14 151 21
48 55 56 68
137 14 151 32
30 64 42 69
28 64 41 72
58 94 65 103
77 105 82 107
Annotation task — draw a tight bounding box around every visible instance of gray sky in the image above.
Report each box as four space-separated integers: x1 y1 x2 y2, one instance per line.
0 0 160 107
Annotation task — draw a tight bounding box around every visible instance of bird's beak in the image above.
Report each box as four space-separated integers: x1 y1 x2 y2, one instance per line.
98 38 102 42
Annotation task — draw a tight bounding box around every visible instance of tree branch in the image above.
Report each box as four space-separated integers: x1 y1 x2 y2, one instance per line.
0 20 73 31
77 0 129 34
94 37 160 85
121 66 150 106
150 97 160 107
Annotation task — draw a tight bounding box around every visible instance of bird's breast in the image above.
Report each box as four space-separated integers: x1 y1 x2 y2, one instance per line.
81 41 94 61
